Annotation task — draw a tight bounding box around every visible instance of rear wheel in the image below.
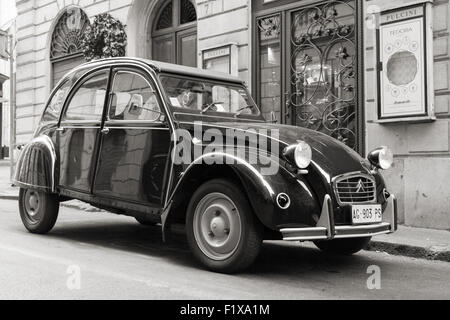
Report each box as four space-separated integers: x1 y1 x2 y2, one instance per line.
19 188 59 234
186 179 263 273
314 237 371 255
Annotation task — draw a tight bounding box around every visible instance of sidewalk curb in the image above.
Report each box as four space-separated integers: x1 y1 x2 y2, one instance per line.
0 195 18 200
367 240 450 263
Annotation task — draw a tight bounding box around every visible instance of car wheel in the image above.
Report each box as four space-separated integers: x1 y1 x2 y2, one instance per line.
186 179 263 273
314 237 371 255
19 188 59 234
135 217 159 226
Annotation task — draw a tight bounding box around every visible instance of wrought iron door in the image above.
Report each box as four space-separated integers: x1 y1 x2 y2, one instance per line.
287 1 358 150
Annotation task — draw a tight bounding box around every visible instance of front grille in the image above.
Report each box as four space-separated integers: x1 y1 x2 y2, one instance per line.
334 174 376 204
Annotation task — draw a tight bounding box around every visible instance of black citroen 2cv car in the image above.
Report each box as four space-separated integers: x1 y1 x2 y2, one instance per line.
14 58 397 273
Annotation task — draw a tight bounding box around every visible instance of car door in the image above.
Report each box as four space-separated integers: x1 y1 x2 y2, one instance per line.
57 69 110 193
93 68 171 207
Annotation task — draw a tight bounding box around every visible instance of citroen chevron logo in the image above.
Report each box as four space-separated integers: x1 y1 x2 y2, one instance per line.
355 179 365 193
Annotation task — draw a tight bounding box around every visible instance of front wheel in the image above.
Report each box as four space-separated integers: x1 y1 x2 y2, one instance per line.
314 237 371 255
19 188 59 234
186 179 263 273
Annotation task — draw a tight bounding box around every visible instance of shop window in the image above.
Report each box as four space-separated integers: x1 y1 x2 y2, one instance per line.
257 15 282 121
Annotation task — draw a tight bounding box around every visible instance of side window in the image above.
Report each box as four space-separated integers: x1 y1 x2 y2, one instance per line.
62 71 109 121
109 71 162 121
42 80 71 123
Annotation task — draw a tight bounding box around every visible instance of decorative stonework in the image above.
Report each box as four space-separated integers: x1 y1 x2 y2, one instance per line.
50 9 90 60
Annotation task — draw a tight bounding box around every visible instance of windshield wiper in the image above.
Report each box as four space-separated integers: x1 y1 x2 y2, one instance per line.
200 101 223 114
233 105 254 117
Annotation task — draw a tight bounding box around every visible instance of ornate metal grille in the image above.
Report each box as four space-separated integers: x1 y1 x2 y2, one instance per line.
289 1 357 149
156 1 173 30
180 0 197 24
334 174 376 204
50 9 90 60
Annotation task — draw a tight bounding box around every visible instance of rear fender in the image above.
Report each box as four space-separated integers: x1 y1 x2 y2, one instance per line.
13 135 57 193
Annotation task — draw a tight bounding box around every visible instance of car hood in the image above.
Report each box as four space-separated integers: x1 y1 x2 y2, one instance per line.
202 122 370 180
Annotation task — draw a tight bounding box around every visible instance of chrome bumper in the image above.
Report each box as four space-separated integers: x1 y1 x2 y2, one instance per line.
280 194 398 241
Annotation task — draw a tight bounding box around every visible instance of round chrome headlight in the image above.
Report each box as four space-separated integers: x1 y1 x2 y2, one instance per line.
294 141 312 169
368 146 393 170
379 146 394 170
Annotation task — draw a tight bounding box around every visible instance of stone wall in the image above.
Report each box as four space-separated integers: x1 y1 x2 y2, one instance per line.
363 0 450 229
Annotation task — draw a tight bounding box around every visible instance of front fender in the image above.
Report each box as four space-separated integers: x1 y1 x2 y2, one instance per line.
13 135 57 193
164 151 320 231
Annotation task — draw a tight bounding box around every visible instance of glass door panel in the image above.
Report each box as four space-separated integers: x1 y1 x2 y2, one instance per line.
257 15 282 121
178 31 197 67
153 35 175 64
289 1 357 149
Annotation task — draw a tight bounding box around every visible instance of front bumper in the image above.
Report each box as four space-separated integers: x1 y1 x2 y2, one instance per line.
280 194 398 241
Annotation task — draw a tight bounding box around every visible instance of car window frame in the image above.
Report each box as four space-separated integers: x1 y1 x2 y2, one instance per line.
40 79 72 125
58 67 112 126
157 73 263 121
106 67 167 125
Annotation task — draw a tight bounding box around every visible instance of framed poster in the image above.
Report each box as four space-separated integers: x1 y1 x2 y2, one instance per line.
377 3 433 121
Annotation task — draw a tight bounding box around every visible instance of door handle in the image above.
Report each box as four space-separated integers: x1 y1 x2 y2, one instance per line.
101 127 110 135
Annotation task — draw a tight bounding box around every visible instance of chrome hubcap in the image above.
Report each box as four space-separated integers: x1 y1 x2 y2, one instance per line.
24 189 41 221
193 193 242 261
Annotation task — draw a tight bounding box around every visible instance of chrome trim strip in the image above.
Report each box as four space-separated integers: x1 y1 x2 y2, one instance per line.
283 235 329 241
334 222 391 232
59 126 100 130
280 223 391 241
104 126 170 131
173 113 265 122
279 193 397 241
333 230 391 239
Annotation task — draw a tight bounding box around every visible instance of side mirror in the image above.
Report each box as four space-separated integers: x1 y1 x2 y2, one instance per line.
128 94 144 116
270 111 278 124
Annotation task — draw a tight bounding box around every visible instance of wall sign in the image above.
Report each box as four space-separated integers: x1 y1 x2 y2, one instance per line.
377 3 433 121
202 45 232 74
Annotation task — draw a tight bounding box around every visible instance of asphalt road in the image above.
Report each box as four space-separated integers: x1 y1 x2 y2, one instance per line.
0 199 449 300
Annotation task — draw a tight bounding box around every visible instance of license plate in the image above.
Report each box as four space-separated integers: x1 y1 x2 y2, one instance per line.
351 204 382 224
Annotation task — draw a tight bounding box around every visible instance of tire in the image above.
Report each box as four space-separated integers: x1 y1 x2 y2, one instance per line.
135 217 159 226
314 237 371 255
186 179 263 273
18 188 60 234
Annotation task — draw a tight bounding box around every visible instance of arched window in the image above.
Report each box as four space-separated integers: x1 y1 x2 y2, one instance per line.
152 0 197 67
50 8 90 87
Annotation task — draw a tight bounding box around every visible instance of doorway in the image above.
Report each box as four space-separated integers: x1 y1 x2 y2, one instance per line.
254 0 364 152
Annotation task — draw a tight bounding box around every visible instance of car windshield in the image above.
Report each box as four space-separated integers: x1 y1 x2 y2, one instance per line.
159 75 260 117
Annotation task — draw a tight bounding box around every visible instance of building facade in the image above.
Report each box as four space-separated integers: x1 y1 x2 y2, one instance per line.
0 0 16 160
14 0 450 229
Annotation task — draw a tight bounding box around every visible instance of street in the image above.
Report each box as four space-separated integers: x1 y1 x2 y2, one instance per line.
0 198 449 300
